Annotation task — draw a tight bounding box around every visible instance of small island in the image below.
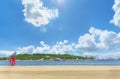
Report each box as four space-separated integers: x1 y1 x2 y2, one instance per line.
0 53 94 61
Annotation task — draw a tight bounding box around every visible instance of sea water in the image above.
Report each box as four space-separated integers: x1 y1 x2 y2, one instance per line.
1 60 120 66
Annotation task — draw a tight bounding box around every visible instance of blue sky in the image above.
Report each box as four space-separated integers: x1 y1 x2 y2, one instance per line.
1 0 120 58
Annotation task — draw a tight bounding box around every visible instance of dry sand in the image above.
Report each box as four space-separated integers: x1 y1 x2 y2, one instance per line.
0 66 120 79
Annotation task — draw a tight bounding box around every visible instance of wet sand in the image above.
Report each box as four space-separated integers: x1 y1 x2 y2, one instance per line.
0 66 120 79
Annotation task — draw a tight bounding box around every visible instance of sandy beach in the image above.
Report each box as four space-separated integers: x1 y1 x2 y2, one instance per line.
0 66 120 79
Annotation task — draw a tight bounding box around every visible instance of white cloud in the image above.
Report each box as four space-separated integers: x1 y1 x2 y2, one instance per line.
76 27 120 52
49 40 75 54
17 41 50 54
22 0 58 27
16 40 74 55
33 41 50 53
17 45 35 54
0 50 14 57
110 0 120 27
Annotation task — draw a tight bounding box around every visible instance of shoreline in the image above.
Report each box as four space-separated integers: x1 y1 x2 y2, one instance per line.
1 66 120 70
1 66 120 79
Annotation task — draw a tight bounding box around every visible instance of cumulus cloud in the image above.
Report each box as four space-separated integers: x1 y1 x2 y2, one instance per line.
0 50 14 57
17 41 50 54
0 40 74 57
17 45 35 54
22 0 58 27
110 0 120 27
76 27 120 52
16 40 74 55
49 40 75 54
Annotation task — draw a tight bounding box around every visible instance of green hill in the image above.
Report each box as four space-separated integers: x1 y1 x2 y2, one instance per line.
0 53 95 60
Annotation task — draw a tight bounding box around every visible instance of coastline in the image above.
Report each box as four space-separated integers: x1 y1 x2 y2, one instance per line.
1 66 120 79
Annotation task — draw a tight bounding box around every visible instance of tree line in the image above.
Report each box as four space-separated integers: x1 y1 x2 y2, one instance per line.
0 53 95 60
